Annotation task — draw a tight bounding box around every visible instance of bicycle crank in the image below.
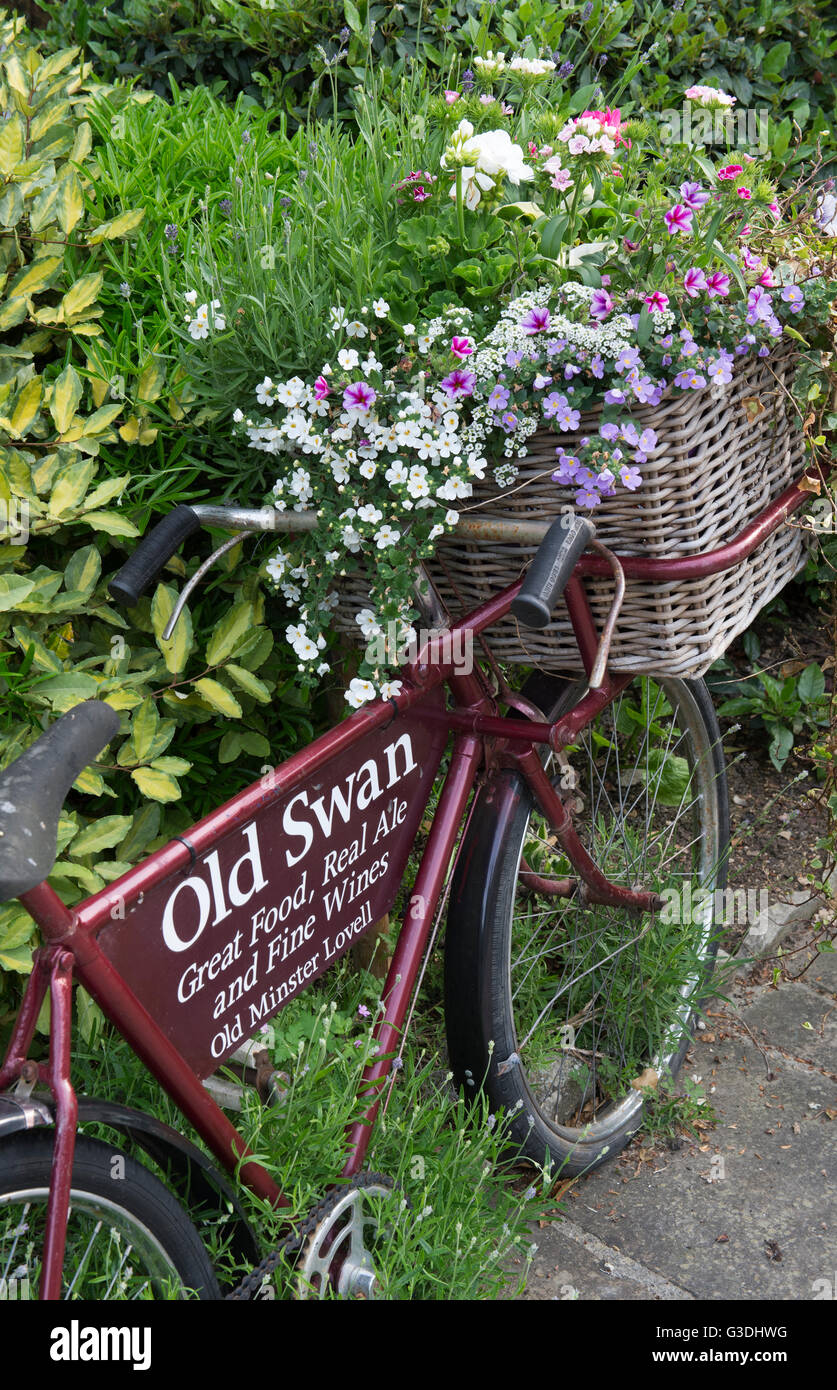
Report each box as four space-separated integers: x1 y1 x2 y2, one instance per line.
295 1174 396 1300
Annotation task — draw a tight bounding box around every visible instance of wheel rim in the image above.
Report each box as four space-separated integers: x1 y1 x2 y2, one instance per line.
1 1186 194 1299
506 677 725 1155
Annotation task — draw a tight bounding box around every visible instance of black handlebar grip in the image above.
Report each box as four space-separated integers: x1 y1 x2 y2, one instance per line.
511 515 596 630
108 505 202 607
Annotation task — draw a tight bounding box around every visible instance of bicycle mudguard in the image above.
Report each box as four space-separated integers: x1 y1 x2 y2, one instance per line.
0 1093 261 1268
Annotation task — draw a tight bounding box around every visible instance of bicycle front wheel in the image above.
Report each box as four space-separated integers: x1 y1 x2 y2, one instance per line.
445 673 729 1177
0 1131 220 1299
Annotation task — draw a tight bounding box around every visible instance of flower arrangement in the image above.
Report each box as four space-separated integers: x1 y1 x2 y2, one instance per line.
192 65 835 706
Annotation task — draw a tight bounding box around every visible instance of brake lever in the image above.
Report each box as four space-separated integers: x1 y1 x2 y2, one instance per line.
162 531 258 641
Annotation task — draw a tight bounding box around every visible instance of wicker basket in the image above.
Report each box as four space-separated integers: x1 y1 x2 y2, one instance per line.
336 348 807 678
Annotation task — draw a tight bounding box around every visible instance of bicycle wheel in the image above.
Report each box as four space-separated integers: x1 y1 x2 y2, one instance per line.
0 1131 220 1299
444 672 729 1176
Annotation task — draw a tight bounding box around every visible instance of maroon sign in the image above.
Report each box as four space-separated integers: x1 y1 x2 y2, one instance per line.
99 703 449 1077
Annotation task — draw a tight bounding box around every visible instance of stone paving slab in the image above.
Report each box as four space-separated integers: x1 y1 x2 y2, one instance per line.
524 965 837 1301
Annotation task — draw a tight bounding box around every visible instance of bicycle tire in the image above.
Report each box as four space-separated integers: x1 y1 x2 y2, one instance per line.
0 1131 220 1299
444 672 729 1177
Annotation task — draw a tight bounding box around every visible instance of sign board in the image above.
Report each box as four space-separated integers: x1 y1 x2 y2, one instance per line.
99 703 448 1077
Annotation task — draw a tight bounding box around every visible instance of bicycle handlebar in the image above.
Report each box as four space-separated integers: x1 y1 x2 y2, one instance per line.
510 515 596 629
108 505 203 607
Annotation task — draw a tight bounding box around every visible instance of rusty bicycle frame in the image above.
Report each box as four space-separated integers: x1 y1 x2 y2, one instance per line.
0 474 811 1299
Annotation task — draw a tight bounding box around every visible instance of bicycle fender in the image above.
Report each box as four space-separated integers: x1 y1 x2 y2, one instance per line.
0 1092 54 1139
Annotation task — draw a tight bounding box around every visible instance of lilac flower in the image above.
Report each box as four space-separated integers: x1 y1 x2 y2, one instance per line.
543 391 570 419
707 358 733 385
631 375 657 403
461 68 475 92
358 1004 371 1017
604 387 626 404
614 347 641 375
781 285 804 311
343 381 377 412
595 469 615 492
441 369 476 400
683 267 707 297
558 61 575 79
500 410 518 432
575 486 601 508
680 181 709 210
620 422 640 446
638 428 657 453
620 464 642 490
506 349 525 368
218 198 232 216
590 289 614 321
520 307 552 335
679 336 699 358
564 363 581 379
545 339 562 357
746 285 774 325
599 422 620 441
664 204 694 235
673 369 707 390
488 384 511 412
590 354 604 379
164 223 179 240
555 402 581 430
552 453 580 484
757 345 770 357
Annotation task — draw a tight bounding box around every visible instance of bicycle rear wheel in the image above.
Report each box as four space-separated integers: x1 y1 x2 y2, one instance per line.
0 1131 219 1299
444 673 729 1176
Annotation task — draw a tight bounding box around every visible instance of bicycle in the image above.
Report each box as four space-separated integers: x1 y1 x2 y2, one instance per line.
0 475 812 1299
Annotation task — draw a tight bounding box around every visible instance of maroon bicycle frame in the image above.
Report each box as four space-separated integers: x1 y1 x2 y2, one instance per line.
0 476 812 1298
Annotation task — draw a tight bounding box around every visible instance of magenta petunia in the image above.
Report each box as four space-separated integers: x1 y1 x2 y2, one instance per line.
440 368 476 399
520 307 551 335
451 336 473 360
664 204 693 235
683 267 707 298
590 289 614 321
314 375 330 399
643 291 669 313
717 164 743 180
704 272 730 299
343 381 376 412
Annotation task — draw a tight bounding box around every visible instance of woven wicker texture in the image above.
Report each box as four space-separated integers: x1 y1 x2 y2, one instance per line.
336 349 806 677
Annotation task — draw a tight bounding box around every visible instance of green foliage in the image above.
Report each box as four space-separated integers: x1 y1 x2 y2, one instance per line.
711 632 829 770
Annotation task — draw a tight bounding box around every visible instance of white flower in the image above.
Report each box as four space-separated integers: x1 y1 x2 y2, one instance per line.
184 289 198 305
372 298 390 318
362 353 383 376
379 680 402 699
359 460 377 479
317 662 330 676
265 553 286 581
442 410 460 432
345 319 368 338
445 509 459 526
402 322 416 335
188 315 208 341
330 305 347 329
213 313 226 330
337 347 360 370
467 453 488 478
346 677 377 709
429 523 444 541
232 407 244 422
357 504 383 523
815 191 837 236
507 56 555 77
256 377 275 405
355 608 381 638
417 333 433 353
375 524 400 549
385 462 409 485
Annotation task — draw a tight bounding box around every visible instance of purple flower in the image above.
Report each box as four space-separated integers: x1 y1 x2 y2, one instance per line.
563 363 581 379
679 337 699 358
604 387 626 404
441 369 476 400
614 347 641 375
638 428 657 453
552 453 580 484
575 486 601 508
545 338 562 357
555 403 581 430
707 358 733 385
343 381 377 412
500 410 518 432
590 289 614 321
630 375 657 403
644 291 669 314
218 198 232 216
461 68 475 93
781 285 804 311
683 267 707 298
620 422 639 446
164 223 179 240
542 391 570 419
673 369 707 390
680 181 709 210
664 204 694 235
599 422 620 441
757 345 770 357
590 353 604 379
746 285 774 325
595 469 615 492
358 1004 371 1017
620 464 642 490
487 384 510 412
520 307 552 335
505 349 524 368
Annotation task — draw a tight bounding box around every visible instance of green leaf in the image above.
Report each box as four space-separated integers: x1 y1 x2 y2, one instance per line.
87 208 145 244
762 40 790 77
151 582 193 675
9 377 43 437
130 767 181 802
49 364 84 434
205 602 254 666
538 213 569 259
63 544 101 597
798 663 825 704
116 803 160 861
150 756 191 776
0 905 35 950
130 696 159 761
193 678 243 718
568 83 598 114
56 172 84 235
29 672 101 711
8 256 62 299
47 457 97 518
0 944 33 974
0 114 24 176
0 574 36 611
82 510 140 537
69 815 134 858
0 182 24 228
344 0 363 33
225 664 271 703
772 116 792 162
62 272 103 321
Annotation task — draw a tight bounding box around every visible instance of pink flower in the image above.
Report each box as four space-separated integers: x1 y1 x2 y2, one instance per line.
444 90 460 105
550 169 573 191
479 94 494 106
768 201 781 221
314 375 330 399
590 289 614 321
413 186 430 202
759 268 775 287
644 291 669 313
683 267 707 297
737 186 752 199
704 272 730 298
520 307 551 334
718 164 743 180
440 368 476 399
623 238 639 252
664 204 694 235
343 381 376 413
451 336 473 359
501 103 514 116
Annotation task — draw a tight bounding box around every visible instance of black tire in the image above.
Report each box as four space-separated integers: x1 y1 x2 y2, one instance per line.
445 673 729 1177
0 1131 220 1299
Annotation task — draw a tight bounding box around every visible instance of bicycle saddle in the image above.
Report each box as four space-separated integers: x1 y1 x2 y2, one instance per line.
0 701 120 903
